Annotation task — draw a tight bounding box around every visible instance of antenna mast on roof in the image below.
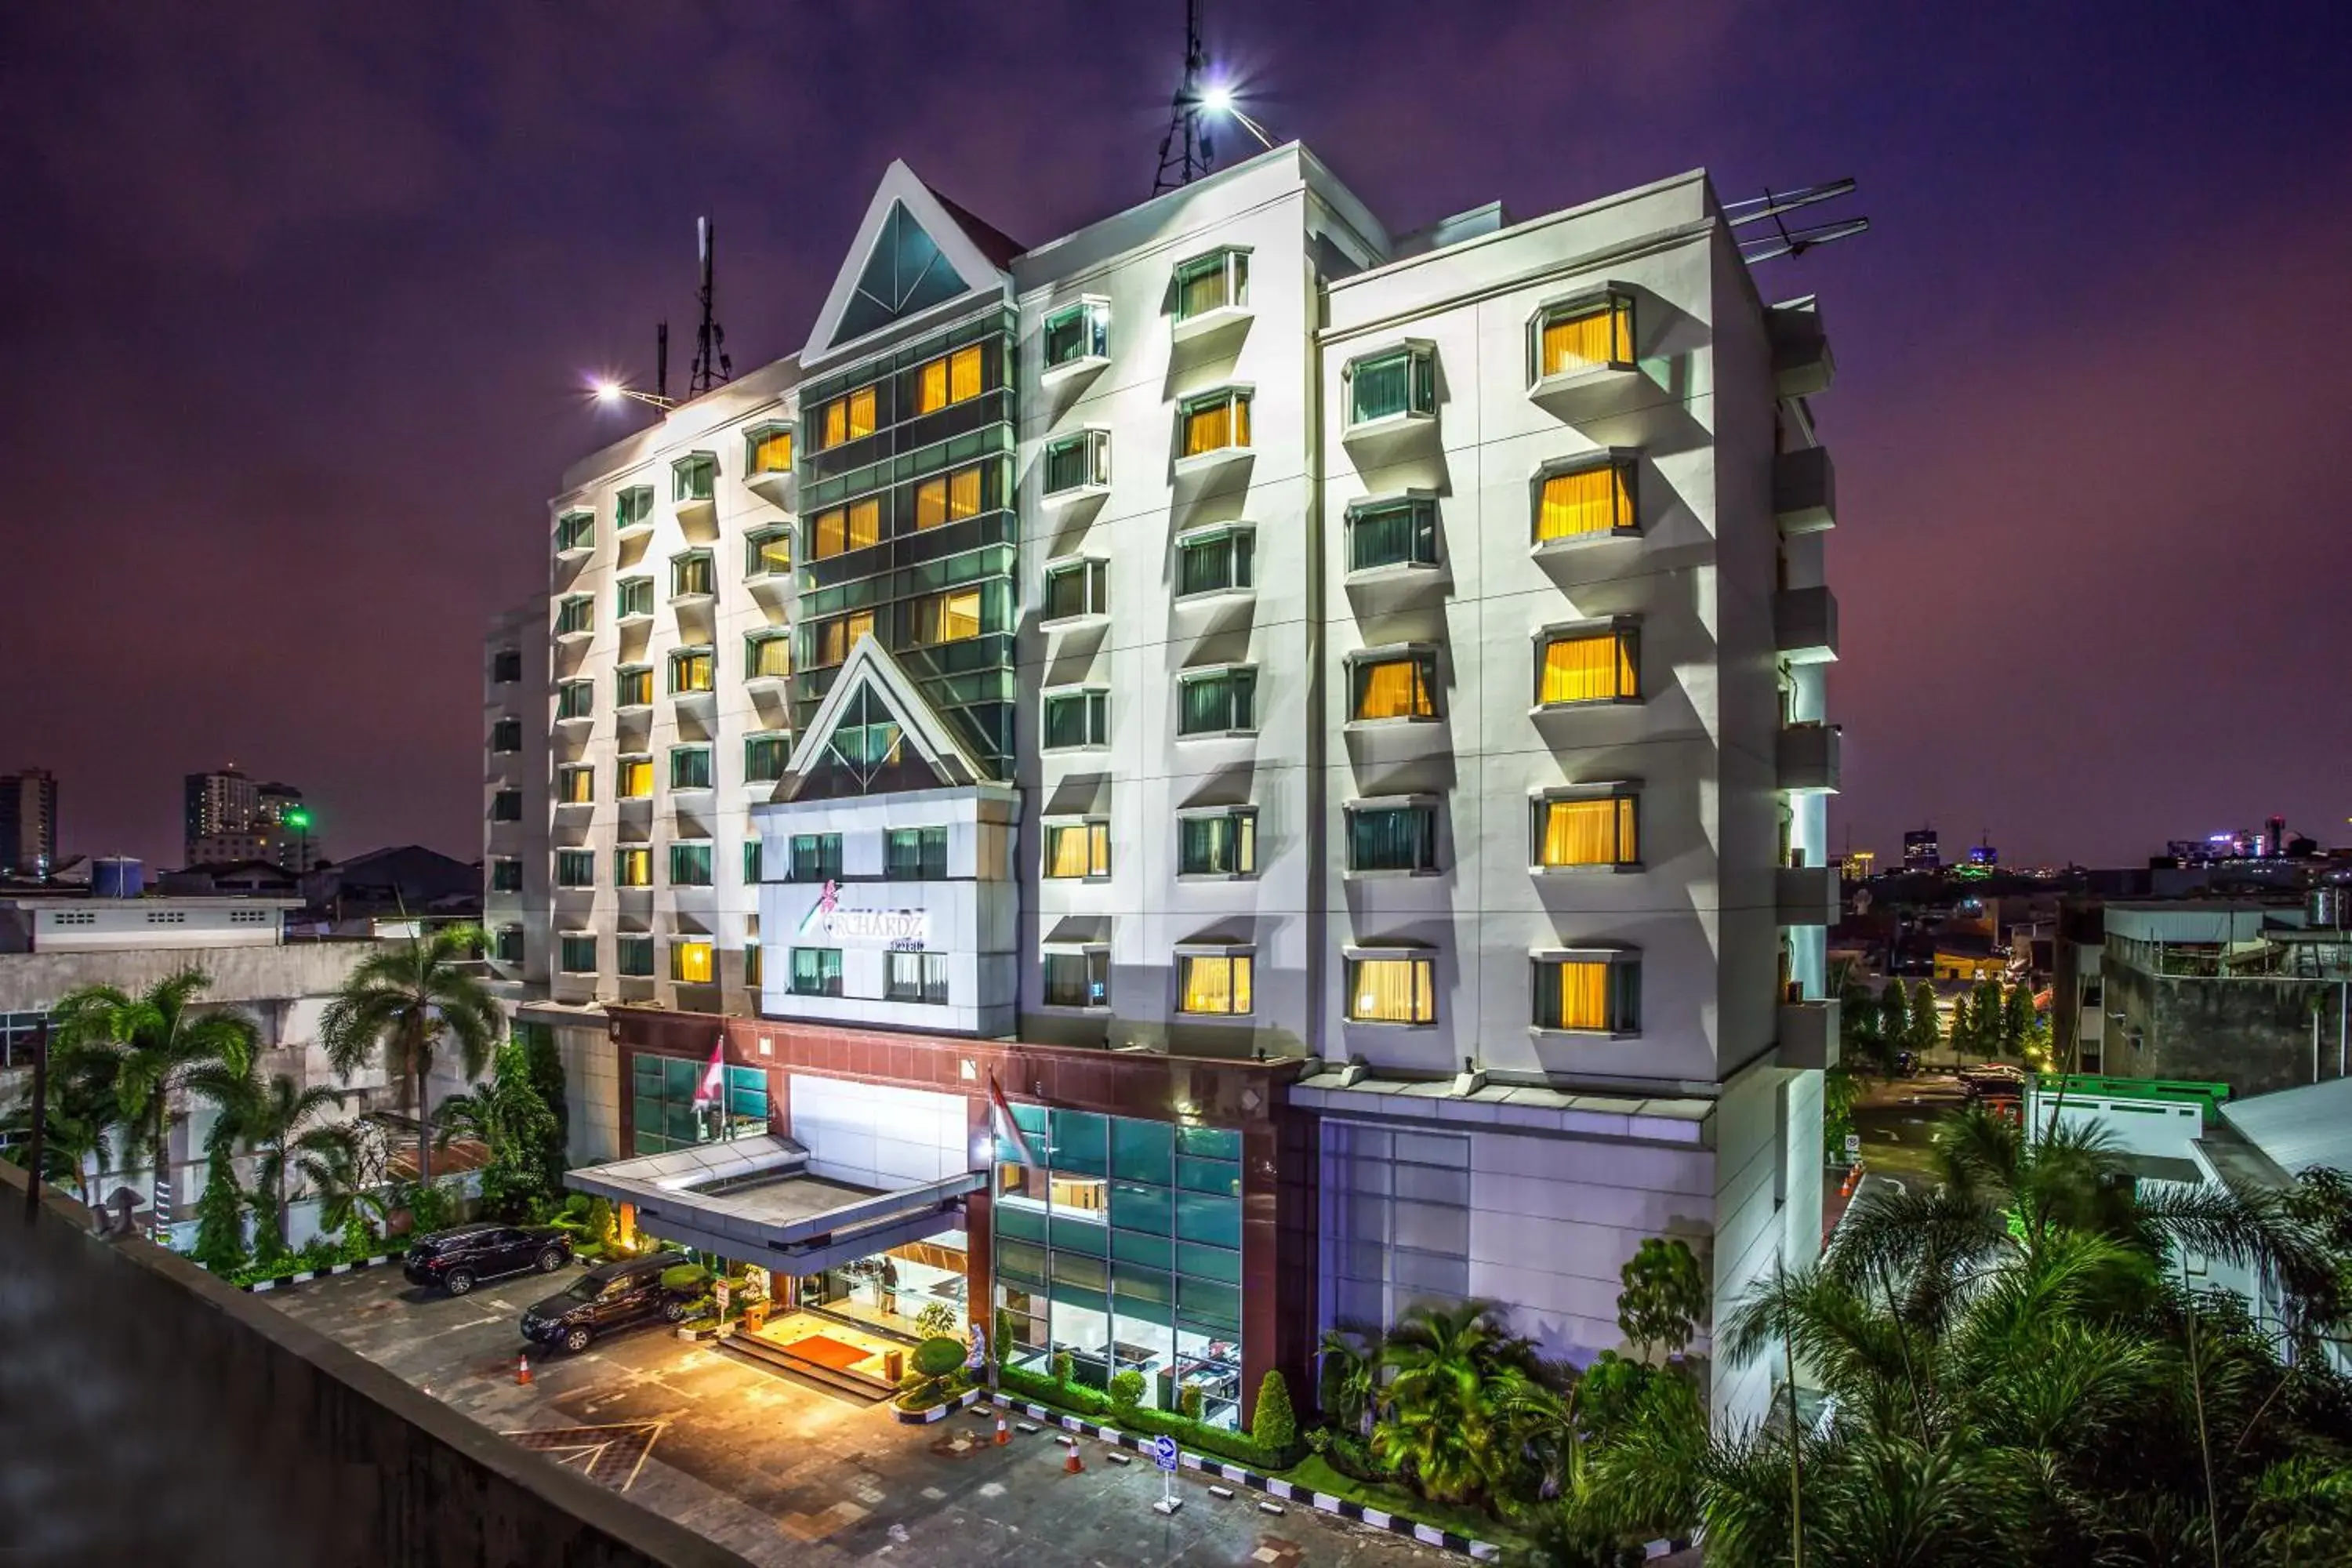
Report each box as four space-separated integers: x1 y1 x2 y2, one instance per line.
690 216 732 396
1152 0 1214 194
655 321 670 404
1726 178 1871 265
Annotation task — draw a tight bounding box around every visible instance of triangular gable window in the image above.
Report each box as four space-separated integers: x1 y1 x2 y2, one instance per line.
833 202 970 347
797 679 952 800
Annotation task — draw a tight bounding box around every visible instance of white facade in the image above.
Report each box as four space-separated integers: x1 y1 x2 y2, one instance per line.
483 599 551 987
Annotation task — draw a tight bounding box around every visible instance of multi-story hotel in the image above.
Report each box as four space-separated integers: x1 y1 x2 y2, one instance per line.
488 143 1844 1428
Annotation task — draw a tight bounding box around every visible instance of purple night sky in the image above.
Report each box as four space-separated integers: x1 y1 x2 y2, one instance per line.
3 1 2347 871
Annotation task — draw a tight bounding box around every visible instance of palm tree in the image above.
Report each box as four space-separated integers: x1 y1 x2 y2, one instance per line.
1373 1299 1545 1505
431 1036 557 1217
301 1121 393 1240
49 969 258 1234
1317 1327 1383 1439
318 924 500 1183
198 1067 355 1256
1 1047 123 1210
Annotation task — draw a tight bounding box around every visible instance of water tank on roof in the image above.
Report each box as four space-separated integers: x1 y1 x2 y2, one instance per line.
92 857 143 898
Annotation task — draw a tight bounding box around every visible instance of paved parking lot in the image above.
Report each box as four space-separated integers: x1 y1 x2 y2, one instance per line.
265 1265 1454 1567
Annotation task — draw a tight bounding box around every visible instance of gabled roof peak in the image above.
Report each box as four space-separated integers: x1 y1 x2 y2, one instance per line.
802 162 1019 367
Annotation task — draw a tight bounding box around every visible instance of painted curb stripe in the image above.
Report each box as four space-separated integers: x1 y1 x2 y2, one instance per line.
226 1251 400 1294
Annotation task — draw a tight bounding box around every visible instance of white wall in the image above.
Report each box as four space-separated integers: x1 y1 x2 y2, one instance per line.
786 1073 971 1191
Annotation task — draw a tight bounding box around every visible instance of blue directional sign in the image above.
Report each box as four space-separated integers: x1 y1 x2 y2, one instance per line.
1151 1434 1179 1472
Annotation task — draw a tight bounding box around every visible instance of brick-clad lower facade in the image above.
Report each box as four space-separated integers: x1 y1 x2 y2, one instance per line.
605 1007 1314 1425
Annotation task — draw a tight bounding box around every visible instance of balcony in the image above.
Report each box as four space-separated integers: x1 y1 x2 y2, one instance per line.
1777 722 1842 793
1776 863 1840 928
1773 446 1837 535
1778 996 1841 1070
1773 584 1839 665
1767 299 1835 398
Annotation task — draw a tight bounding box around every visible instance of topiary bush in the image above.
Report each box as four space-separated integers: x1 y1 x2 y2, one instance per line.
1109 1369 1145 1414
1052 1348 1074 1385
1178 1383 1203 1421
913 1335 967 1378
1251 1370 1298 1458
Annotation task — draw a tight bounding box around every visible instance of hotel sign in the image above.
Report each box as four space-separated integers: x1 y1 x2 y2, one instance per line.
798 880 930 949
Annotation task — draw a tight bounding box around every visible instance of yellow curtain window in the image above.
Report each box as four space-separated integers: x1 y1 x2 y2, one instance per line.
914 477 948 529
677 653 713 691
619 669 651 706
1541 301 1632 377
949 344 982 403
1048 825 1093 878
559 769 591 804
814 507 845 559
1539 633 1636 704
617 848 649 887
619 759 653 798
1185 397 1246 456
938 589 982 642
753 429 793 473
753 533 790 574
848 497 880 550
822 400 845 448
948 464 982 520
916 357 949 413
1537 465 1631 541
750 638 789 678
1555 962 1610 1029
1355 657 1434 720
1350 959 1434 1024
673 942 713 983
848 387 875 440
1180 954 1252 1014
1541 797 1635 867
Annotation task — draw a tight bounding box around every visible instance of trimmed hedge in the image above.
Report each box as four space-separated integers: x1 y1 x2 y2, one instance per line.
996 1363 1291 1471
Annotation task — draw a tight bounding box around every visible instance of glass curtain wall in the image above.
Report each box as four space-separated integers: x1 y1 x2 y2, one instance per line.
630 1054 769 1155
993 1104 1247 1428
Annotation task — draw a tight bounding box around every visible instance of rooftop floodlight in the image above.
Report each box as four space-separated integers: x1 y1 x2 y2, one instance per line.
590 377 675 411
1200 82 1276 152
1200 84 1235 115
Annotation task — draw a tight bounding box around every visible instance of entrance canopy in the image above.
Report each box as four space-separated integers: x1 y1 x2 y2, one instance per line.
564 1135 981 1275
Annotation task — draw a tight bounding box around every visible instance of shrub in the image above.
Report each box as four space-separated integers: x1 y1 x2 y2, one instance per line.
1052 1348 1074 1385
1178 1383 1203 1421
1109 1370 1145 1413
298 1234 343 1273
913 1336 967 1379
914 1300 961 1340
586 1196 615 1249
660 1262 713 1294
996 1363 1284 1472
339 1213 380 1262
1251 1370 1298 1457
398 1180 455 1237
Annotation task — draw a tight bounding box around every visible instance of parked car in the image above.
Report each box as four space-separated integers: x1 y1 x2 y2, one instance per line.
521 1251 695 1354
401 1222 572 1297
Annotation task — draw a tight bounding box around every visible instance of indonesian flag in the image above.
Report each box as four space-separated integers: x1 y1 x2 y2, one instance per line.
692 1035 727 1105
989 1073 1046 1167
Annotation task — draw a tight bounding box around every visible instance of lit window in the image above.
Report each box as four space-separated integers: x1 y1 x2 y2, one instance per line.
789 946 844 996
671 939 715 983
811 497 882 559
615 935 655 978
1534 459 1635 543
1347 956 1435 1025
1534 956 1640 1033
1350 652 1439 722
555 594 594 636
555 849 594 887
746 632 791 681
884 826 949 880
668 841 713 886
558 933 597 973
488 858 523 892
1178 810 1256 876
1179 389 1252 458
1042 557 1109 622
616 576 654 619
746 528 791 578
1043 688 1108 750
490 789 523 822
746 423 794 475
1043 949 1109 1008
669 746 713 790
1177 953 1253 1015
744 734 789 783
668 647 715 694
913 463 985 529
1537 626 1639 706
1534 793 1639 869
615 485 655 532
1178 666 1256 736
1042 298 1110 369
1174 249 1250 322
1042 430 1110 496
672 452 717 503
615 665 652 708
908 587 984 645
670 550 715 598
1347 345 1436 426
808 609 875 669
557 764 593 805
1348 497 1439 572
556 680 593 720
490 718 522 753
1045 820 1110 879
1347 804 1438 873
614 847 652 887
1176 526 1253 597
789 833 842 882
818 386 877 448
556 510 595 553
884 950 950 1005
617 756 653 799
1534 292 1635 380
913 344 985 414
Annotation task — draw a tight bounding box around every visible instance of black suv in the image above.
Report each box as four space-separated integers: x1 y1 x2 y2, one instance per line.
402 1222 572 1297
520 1252 694 1354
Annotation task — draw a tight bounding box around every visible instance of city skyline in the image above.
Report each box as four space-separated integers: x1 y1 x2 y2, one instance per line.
3 2 2347 870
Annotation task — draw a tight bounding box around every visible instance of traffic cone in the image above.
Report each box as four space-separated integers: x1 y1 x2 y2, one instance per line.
1064 1437 1084 1474
994 1415 1010 1446
515 1352 533 1386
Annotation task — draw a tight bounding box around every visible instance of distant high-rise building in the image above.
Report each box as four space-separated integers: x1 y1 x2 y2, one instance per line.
1842 848 1877 880
1903 827 1941 872
1967 843 1997 867
184 768 311 870
0 768 59 877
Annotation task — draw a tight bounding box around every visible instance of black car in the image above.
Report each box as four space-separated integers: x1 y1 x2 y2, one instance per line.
402 1222 572 1297
520 1251 695 1354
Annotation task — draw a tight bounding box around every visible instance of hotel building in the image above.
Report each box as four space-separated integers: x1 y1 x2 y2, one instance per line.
490 144 1845 1428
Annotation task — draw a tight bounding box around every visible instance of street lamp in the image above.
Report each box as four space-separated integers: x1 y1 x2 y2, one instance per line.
1199 84 1276 151
592 378 676 412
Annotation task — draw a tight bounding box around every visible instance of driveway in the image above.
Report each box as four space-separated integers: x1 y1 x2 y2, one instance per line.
264 1265 1455 1568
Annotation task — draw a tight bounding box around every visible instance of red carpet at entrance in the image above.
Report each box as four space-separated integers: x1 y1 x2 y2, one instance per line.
784 1334 873 1372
